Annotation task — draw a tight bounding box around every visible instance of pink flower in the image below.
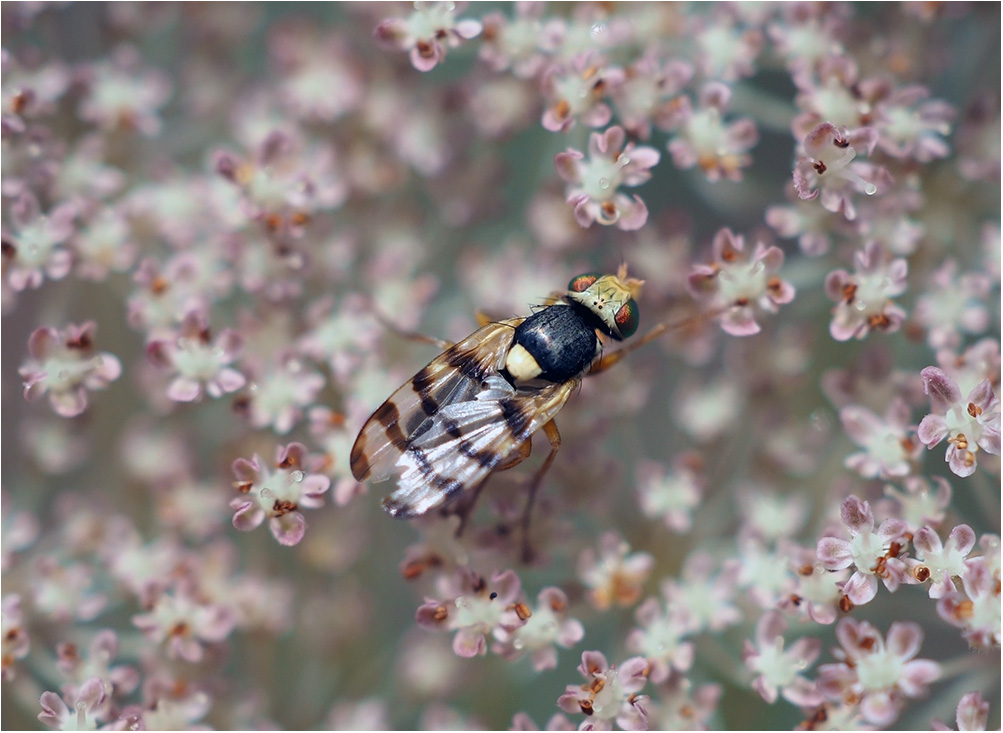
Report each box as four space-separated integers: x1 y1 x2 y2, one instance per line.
873 84 954 162
937 538 1001 650
415 568 524 658
687 228 795 336
577 532 653 610
57 630 139 704
478 5 548 78
611 55 693 140
375 1 482 72
554 125 660 230
38 677 107 731
817 618 941 727
131 591 235 663
146 310 246 402
2 193 74 291
917 367 1001 477
825 241 908 341
817 496 909 606
778 542 849 626
840 398 920 479
742 610 822 706
793 122 891 221
493 586 584 671
909 524 977 599
668 82 758 182
932 691 991 732
230 442 330 546
77 46 171 136
20 322 122 418
540 54 621 133
557 651 649 731
625 596 695 684
1 595 29 681
635 455 703 532
242 355 325 435
913 260 991 350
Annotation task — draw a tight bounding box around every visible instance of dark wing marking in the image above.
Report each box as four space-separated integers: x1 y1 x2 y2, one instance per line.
350 319 522 483
382 374 578 518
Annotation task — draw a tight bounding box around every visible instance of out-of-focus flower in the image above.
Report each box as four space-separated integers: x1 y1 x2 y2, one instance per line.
20 322 122 417
375 1 482 72
556 651 649 731
817 618 941 727
415 568 524 658
57 630 139 703
478 5 547 78
577 531 653 610
688 227 794 336
873 84 954 162
31 558 107 623
913 260 991 351
78 47 171 136
625 595 694 683
840 398 920 479
242 356 325 434
493 586 584 671
635 454 703 532
742 610 822 706
817 495 909 607
2 193 75 291
230 442 330 546
824 241 908 341
694 15 763 81
661 552 742 634
38 677 107 731
1 595 29 681
72 207 137 281
668 82 758 181
917 367 1000 478
554 125 660 230
931 691 991 732
132 591 235 663
146 310 245 402
612 55 692 140
882 475 952 533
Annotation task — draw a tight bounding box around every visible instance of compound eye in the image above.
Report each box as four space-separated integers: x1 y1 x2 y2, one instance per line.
568 272 601 293
614 299 639 339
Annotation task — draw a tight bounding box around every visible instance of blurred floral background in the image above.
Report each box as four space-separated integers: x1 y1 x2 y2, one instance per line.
1 2 1000 730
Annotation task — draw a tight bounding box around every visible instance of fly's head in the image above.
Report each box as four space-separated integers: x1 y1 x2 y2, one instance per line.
565 265 642 341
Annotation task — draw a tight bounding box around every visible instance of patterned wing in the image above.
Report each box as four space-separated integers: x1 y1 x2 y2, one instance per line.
350 319 522 484
381 374 578 518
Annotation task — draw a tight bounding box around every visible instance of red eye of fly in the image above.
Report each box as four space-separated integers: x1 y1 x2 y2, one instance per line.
614 299 639 338
568 272 601 293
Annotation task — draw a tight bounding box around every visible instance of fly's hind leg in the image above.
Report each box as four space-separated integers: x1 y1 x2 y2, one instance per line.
520 419 562 563
450 438 533 537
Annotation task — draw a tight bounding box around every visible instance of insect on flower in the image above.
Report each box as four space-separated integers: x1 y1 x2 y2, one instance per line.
350 265 674 558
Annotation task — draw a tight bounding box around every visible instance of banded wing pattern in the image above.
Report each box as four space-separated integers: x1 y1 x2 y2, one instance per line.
350 319 522 485
384 375 577 517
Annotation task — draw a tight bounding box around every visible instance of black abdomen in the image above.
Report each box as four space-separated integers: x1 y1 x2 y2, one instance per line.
513 305 599 382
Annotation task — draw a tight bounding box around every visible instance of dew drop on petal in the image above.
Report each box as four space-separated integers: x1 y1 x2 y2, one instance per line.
590 22 609 42
863 183 877 195
290 470 305 483
57 369 70 380
598 177 611 190
513 637 525 650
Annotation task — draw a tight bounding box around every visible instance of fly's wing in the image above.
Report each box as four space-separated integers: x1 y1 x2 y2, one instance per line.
350 319 523 483
382 374 577 518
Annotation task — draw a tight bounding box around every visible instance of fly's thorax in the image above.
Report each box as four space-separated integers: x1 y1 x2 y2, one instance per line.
508 303 601 384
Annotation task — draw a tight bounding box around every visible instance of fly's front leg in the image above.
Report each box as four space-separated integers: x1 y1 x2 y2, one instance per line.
521 419 562 563
373 309 453 350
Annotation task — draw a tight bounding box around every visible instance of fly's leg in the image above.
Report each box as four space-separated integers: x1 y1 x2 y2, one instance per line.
590 307 725 375
450 439 533 537
374 309 453 350
520 419 561 563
